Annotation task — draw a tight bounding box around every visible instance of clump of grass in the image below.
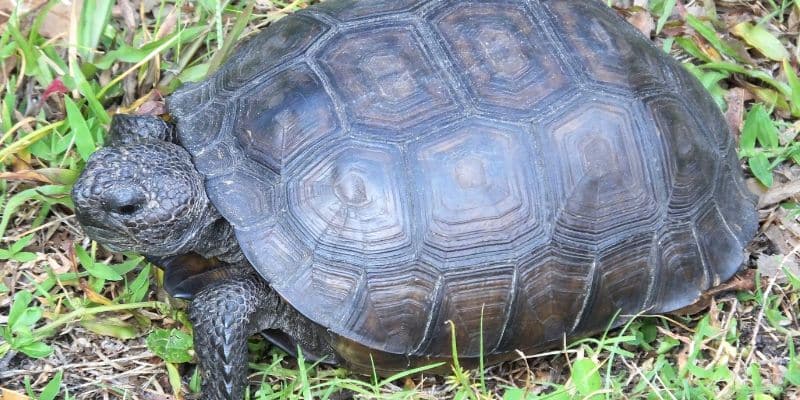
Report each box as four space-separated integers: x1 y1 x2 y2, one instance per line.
1 1 800 399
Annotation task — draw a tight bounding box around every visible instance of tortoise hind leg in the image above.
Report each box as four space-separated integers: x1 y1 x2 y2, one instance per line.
189 272 276 400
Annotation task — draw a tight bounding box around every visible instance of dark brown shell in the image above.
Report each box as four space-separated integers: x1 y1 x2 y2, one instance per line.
167 0 757 368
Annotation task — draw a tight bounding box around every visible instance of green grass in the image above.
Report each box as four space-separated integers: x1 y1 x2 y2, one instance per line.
1 1 800 399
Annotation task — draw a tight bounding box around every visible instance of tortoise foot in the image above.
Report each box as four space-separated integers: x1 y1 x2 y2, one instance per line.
189 273 272 400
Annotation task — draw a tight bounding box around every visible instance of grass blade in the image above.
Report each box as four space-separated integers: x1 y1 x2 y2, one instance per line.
77 0 114 61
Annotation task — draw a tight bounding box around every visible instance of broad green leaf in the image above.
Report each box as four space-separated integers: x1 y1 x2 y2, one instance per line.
146 328 194 363
75 245 123 281
74 72 110 125
731 22 789 61
686 15 743 62
657 336 680 354
12 252 37 263
571 358 602 400
747 84 792 113
39 370 63 400
109 255 144 276
80 317 140 339
675 36 714 62
0 186 73 238
749 363 764 394
749 154 773 187
8 291 33 329
788 341 800 386
741 104 780 154
784 59 800 116
165 362 183 399
740 106 761 152
10 234 35 253
701 61 791 96
5 16 41 77
11 307 42 333
503 388 534 400
19 341 53 358
177 63 210 83
64 97 95 161
125 264 152 303
189 368 202 394
93 27 207 70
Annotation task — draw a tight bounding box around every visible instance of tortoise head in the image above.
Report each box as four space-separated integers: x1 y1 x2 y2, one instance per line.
72 114 214 257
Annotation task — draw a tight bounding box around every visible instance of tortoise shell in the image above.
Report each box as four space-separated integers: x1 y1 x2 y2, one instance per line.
167 0 757 369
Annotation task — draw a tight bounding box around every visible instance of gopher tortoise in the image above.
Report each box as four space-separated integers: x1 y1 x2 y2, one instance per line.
72 0 758 398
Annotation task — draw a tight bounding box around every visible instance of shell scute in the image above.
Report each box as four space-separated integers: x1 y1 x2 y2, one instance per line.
543 99 662 245
500 246 594 351
344 264 440 354
315 0 420 21
206 165 277 229
694 204 748 286
572 233 654 334
645 96 718 216
431 1 571 116
235 65 341 175
543 0 670 93
411 118 548 264
419 264 516 357
318 25 460 141
285 142 413 262
652 223 708 312
219 15 328 91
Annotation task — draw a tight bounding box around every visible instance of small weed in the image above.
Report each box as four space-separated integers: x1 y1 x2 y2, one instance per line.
1 291 52 358
0 234 37 263
24 370 65 400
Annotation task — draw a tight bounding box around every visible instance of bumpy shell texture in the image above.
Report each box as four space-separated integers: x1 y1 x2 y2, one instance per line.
167 0 758 365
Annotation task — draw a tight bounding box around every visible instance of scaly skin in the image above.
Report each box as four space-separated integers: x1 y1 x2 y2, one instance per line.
190 272 276 400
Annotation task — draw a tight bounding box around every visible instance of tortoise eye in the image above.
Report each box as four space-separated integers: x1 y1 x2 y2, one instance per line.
103 187 146 216
117 204 140 215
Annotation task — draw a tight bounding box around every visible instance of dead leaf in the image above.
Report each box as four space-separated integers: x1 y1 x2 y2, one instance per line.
672 269 757 315
155 6 178 40
113 0 137 31
137 99 167 116
747 178 768 199
724 87 747 135
0 0 75 39
756 254 800 284
764 224 799 255
0 388 31 400
676 343 691 372
627 11 655 36
758 180 800 208
0 168 77 185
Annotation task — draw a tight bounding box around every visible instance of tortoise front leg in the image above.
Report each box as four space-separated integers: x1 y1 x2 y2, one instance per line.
189 272 276 400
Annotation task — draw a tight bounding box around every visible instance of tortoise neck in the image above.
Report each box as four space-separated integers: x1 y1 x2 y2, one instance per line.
191 210 245 264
